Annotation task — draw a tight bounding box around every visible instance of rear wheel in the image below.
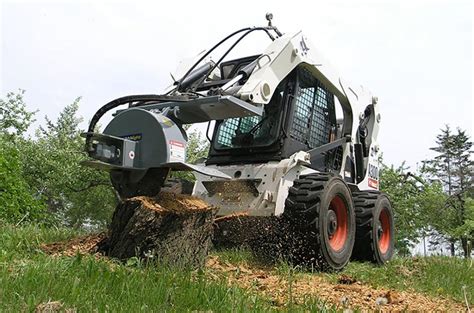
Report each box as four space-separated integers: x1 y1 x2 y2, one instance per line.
284 174 356 270
352 191 394 264
110 168 170 199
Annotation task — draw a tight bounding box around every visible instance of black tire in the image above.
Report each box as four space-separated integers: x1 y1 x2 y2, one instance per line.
110 168 170 199
283 174 356 270
352 191 395 264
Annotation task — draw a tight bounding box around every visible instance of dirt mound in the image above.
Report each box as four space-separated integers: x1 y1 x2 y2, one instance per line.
206 255 465 311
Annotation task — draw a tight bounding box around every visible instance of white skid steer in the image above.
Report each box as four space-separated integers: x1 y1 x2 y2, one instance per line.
83 14 395 270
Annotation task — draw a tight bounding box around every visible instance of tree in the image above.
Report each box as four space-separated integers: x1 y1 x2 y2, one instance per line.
422 125 473 257
0 90 36 138
20 99 117 228
0 138 46 223
0 91 45 223
379 162 446 256
185 126 210 165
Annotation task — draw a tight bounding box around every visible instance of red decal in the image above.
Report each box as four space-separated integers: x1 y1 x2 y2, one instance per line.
368 178 379 189
169 140 185 147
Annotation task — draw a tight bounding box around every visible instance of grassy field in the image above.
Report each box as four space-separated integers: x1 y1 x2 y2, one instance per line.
0 224 472 312
332 255 473 304
0 224 327 312
217 247 473 307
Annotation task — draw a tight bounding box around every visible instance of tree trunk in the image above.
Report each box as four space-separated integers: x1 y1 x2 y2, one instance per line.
99 192 217 268
450 241 455 256
461 237 471 258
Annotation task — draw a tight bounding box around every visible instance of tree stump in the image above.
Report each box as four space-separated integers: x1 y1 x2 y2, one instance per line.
100 192 217 268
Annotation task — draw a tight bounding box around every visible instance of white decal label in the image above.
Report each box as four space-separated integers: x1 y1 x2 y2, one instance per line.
169 140 185 162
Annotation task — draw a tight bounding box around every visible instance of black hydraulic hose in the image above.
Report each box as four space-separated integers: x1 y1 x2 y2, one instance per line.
175 27 252 92
176 26 277 93
201 28 267 89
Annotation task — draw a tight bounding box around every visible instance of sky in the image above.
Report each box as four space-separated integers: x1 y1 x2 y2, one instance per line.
1 0 472 169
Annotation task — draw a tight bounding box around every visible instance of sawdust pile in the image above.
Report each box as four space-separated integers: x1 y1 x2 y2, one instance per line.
134 192 211 214
40 233 106 257
35 301 76 313
205 255 465 311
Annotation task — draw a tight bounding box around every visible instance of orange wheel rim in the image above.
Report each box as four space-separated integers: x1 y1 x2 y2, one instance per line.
378 208 391 254
327 195 348 251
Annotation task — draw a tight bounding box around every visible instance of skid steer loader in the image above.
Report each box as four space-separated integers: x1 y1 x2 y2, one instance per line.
82 15 394 270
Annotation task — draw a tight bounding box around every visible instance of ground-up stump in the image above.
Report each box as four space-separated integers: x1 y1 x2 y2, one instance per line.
100 192 217 268
213 214 291 262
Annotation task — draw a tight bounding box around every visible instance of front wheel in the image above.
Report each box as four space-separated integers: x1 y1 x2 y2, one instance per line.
284 174 356 270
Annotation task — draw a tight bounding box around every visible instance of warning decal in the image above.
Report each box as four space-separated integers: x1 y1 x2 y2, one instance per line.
169 140 185 162
368 178 379 189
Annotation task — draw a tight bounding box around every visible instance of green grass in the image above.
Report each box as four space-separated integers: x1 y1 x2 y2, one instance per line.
337 257 474 304
0 225 328 312
1 255 271 312
215 246 473 305
1 224 470 312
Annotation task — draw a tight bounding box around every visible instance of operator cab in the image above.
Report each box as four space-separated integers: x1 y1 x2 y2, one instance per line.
207 65 343 174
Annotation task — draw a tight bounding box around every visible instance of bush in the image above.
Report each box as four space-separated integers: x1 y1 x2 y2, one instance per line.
0 138 46 223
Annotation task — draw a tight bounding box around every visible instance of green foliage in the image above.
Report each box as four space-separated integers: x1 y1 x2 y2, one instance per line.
18 97 116 228
0 90 36 138
0 139 46 223
0 91 45 224
423 125 473 195
186 127 210 164
379 162 446 255
452 197 474 240
422 125 473 257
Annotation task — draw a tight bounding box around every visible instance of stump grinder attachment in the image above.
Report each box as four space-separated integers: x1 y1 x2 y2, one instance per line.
83 14 395 269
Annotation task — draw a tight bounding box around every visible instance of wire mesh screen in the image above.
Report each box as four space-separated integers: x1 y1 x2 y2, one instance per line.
290 68 336 149
216 116 261 147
